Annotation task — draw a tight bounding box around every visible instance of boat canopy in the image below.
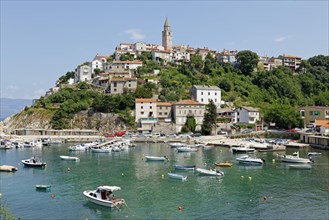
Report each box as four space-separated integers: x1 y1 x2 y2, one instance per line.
97 186 121 191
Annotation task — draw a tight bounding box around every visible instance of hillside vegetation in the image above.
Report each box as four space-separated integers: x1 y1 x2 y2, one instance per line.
12 52 329 130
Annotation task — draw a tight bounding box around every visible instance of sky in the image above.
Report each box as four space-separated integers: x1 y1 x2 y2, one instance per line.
1 1 328 99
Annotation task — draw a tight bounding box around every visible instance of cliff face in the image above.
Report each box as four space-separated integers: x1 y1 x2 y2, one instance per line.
0 108 126 135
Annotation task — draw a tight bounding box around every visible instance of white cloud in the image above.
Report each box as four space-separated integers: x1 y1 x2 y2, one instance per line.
274 36 287 42
124 29 145 41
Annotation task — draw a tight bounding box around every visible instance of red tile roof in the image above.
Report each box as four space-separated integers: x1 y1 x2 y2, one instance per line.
135 98 157 103
157 102 172 106
175 100 202 105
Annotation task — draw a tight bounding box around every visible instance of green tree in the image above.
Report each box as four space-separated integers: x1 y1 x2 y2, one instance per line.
264 104 304 129
236 50 259 75
56 71 75 86
201 100 217 135
190 54 204 71
185 115 196 132
120 53 134 61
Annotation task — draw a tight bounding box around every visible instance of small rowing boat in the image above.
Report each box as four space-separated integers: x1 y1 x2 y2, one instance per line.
168 173 187 181
59 155 80 161
36 185 51 190
214 162 233 167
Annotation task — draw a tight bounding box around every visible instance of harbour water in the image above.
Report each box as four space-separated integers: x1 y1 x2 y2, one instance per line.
1 142 328 220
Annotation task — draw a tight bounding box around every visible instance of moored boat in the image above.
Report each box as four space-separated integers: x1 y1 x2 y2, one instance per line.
59 155 80 161
21 156 47 167
236 155 264 166
214 162 233 167
173 164 196 171
168 173 187 181
176 146 198 152
36 185 51 190
169 142 184 148
145 156 169 161
279 152 312 163
231 145 255 153
0 165 18 172
195 168 224 177
83 186 125 208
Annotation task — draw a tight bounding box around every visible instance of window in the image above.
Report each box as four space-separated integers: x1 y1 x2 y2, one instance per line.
208 92 210 95
114 82 117 87
215 99 217 102
215 92 217 95
201 98 203 102
165 112 168 115
128 84 131 87
160 107 162 110
150 106 152 109
141 106 143 109
189 110 192 114
201 92 203 95
141 111 144 115
159 112 162 115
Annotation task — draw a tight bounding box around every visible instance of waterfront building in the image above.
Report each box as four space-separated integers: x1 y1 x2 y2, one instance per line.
157 102 172 122
135 98 158 132
172 100 205 133
314 120 329 134
234 106 260 124
162 17 172 50
298 106 329 127
190 85 221 107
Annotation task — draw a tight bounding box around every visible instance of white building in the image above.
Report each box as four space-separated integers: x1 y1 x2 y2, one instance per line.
135 98 158 132
75 65 92 83
173 100 205 133
91 55 108 73
234 106 260 124
190 85 221 107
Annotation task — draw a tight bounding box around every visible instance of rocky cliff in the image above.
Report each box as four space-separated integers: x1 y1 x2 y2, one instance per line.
0 108 126 135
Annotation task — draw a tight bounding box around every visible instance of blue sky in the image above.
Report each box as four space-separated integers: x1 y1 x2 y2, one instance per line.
1 1 328 99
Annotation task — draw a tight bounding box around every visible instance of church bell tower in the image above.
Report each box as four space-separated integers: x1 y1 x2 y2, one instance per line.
162 17 172 50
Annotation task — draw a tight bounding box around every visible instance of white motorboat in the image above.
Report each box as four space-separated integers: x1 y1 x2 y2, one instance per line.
279 152 312 163
168 173 187 181
23 139 43 147
144 156 169 161
22 156 47 167
195 168 224 177
91 146 112 153
177 147 198 152
68 144 88 151
288 164 312 169
231 145 255 153
0 140 13 150
307 152 322 156
236 155 264 166
59 155 80 161
83 186 125 208
36 185 51 190
169 142 185 148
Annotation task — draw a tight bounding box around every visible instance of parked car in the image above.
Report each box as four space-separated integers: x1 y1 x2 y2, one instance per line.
217 131 227 135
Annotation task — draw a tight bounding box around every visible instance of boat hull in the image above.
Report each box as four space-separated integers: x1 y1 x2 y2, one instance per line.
288 164 312 169
174 165 195 170
145 156 167 161
83 191 125 208
168 173 187 181
60 156 80 161
195 168 224 176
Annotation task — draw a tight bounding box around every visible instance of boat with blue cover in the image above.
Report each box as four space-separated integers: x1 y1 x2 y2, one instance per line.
173 164 196 171
168 173 187 181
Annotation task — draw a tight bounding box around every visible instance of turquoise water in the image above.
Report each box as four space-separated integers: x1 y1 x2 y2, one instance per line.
1 142 329 220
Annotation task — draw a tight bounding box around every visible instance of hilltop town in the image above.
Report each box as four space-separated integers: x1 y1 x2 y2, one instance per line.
2 18 329 147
